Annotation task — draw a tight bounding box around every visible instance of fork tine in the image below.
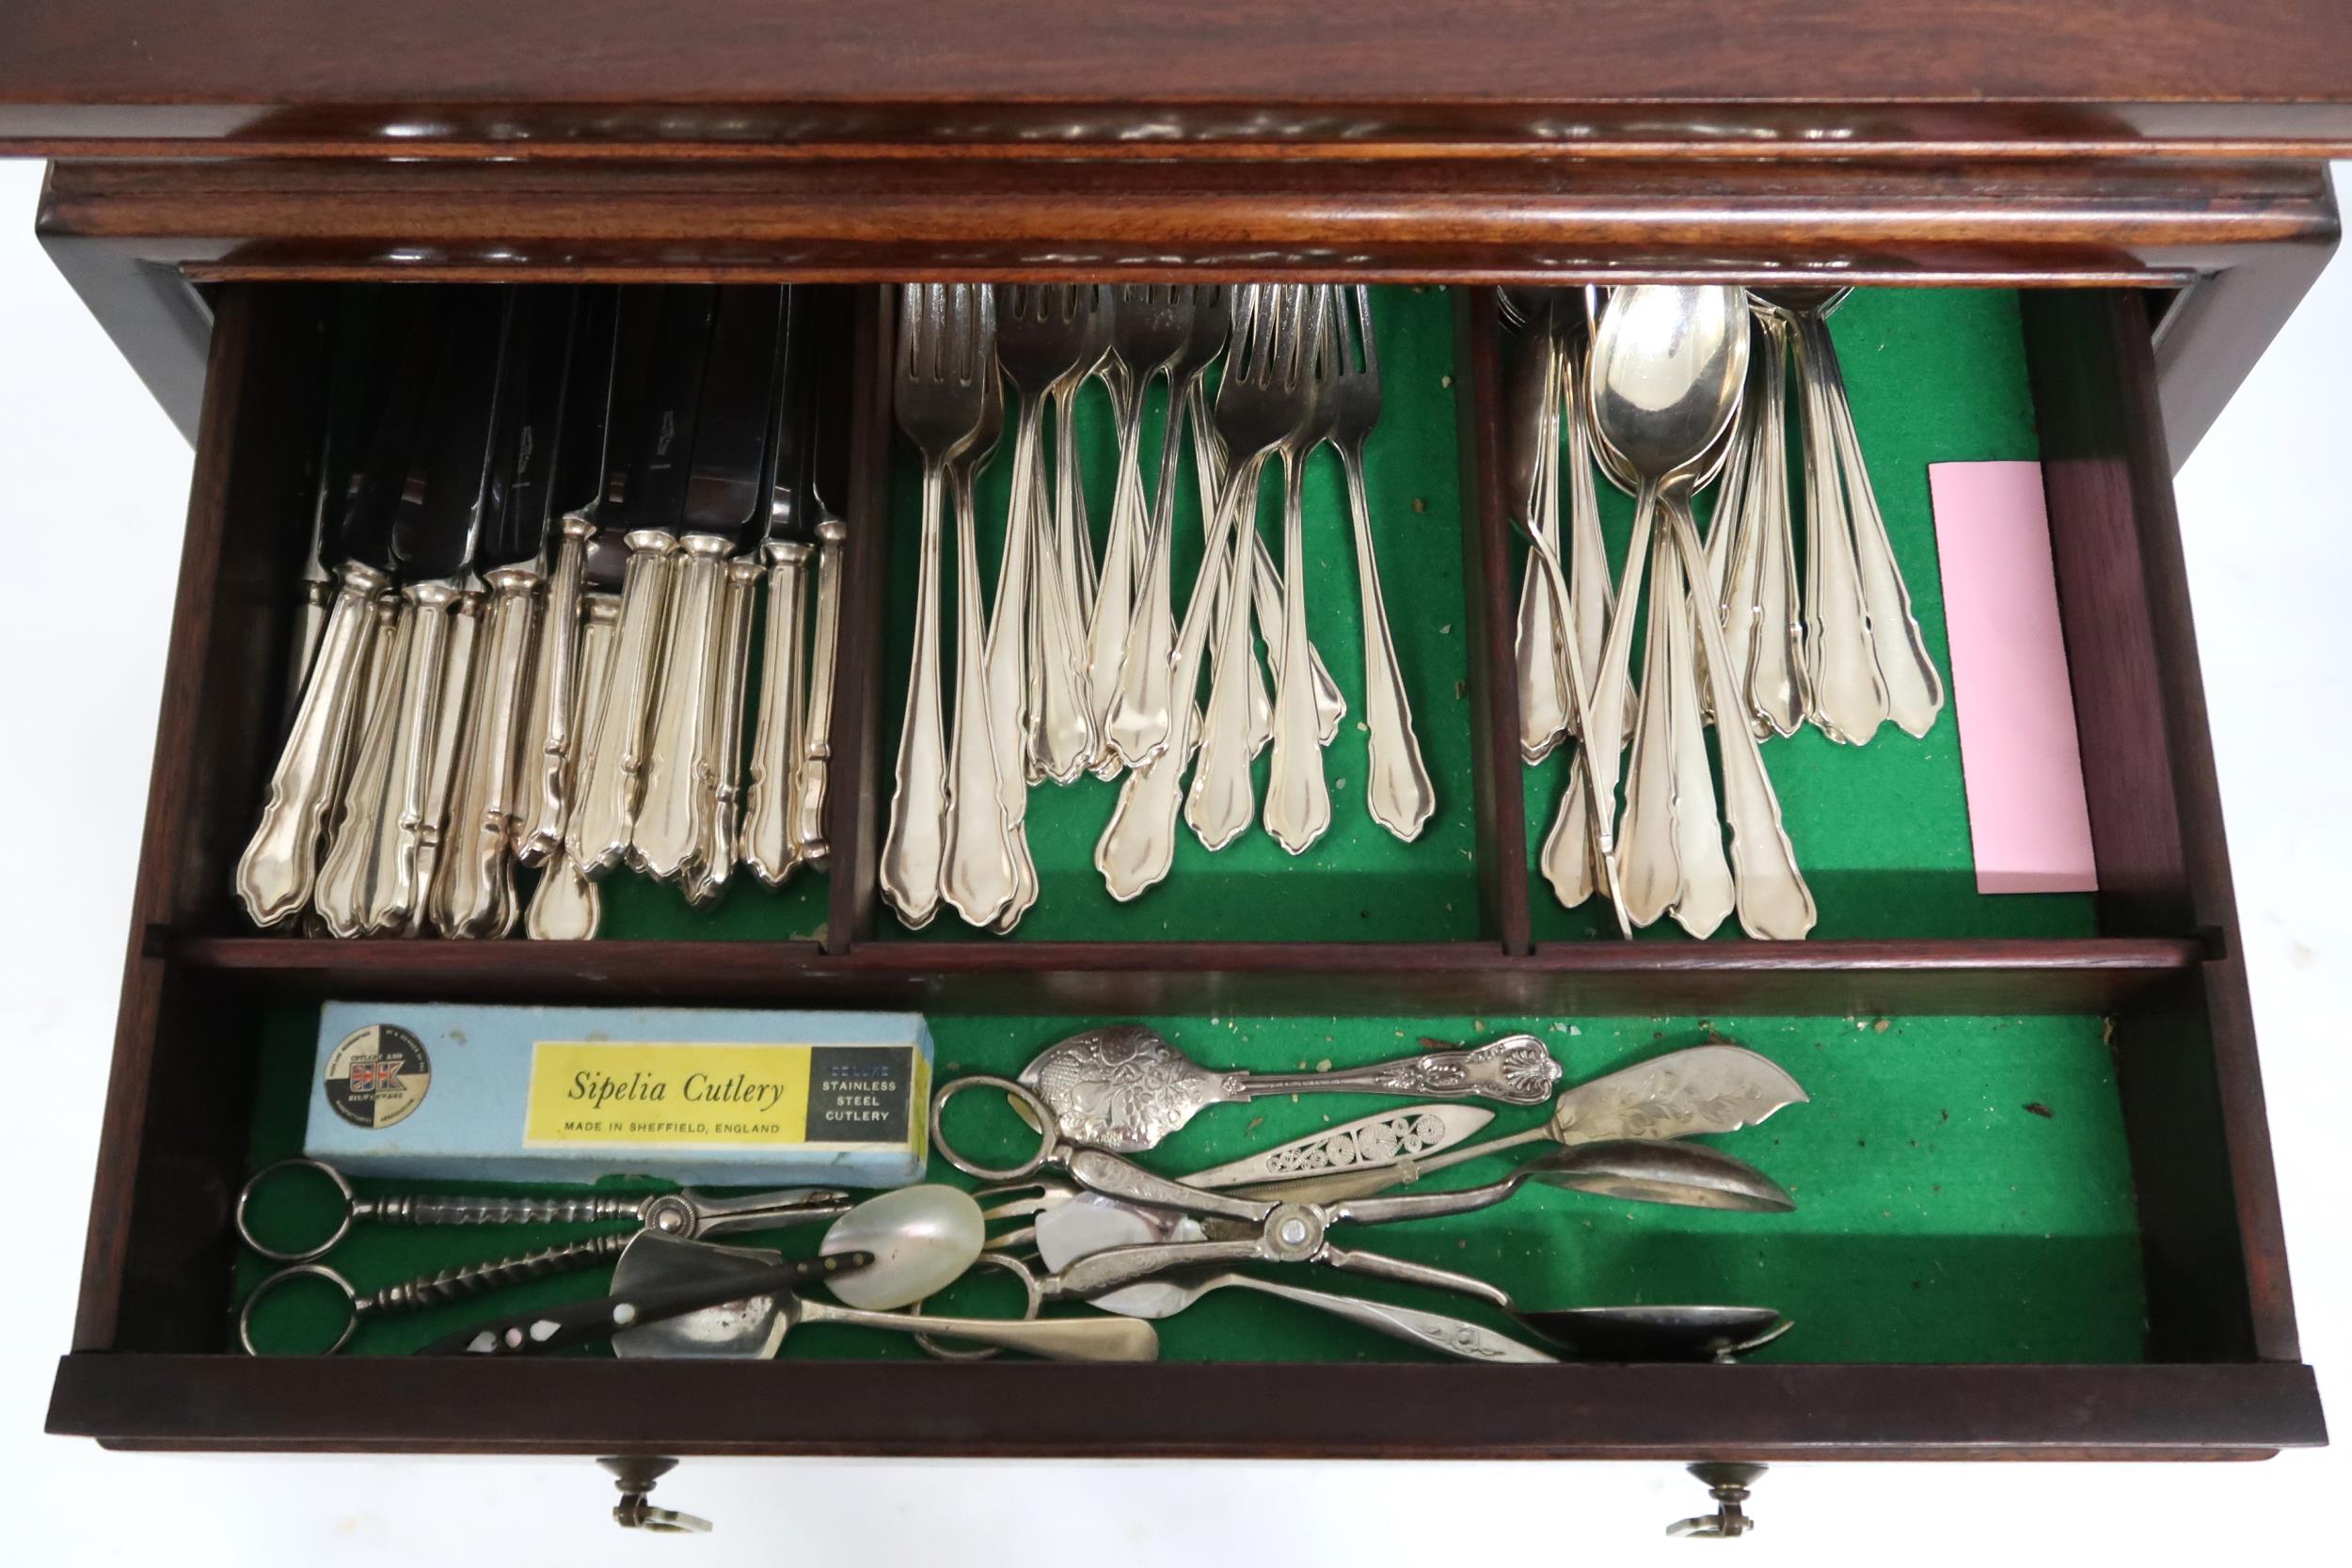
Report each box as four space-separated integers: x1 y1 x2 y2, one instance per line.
1352 284 1377 379
898 284 922 379
968 285 995 383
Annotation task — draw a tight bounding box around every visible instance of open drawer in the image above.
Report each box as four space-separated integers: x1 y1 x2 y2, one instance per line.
42 261 2327 1471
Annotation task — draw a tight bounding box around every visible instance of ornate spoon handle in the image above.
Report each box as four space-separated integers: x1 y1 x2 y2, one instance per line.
1238 1037 1563 1104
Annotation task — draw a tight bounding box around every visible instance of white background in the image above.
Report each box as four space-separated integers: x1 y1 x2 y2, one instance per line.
0 154 2344 1563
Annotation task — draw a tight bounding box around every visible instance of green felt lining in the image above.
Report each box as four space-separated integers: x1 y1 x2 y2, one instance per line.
234 1004 2145 1365
879 285 1484 942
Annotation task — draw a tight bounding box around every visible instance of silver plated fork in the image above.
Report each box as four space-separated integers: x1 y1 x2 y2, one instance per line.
1188 284 1330 851
1323 286 1435 843
882 285 993 929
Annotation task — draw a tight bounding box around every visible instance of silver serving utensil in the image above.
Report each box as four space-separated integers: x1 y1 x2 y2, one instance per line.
1230 1043 1805 1207
1045 1139 1794 1305
1514 1304 1792 1362
1591 286 1815 940
1179 1104 1494 1191
1033 1195 1554 1364
1017 1023 1562 1153
610 1230 1156 1362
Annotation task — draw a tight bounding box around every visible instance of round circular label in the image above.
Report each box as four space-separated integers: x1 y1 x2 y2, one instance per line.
323 1024 432 1130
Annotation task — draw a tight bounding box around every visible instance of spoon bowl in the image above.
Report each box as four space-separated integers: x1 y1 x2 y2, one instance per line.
1590 284 1750 486
1515 1304 1791 1362
818 1184 987 1309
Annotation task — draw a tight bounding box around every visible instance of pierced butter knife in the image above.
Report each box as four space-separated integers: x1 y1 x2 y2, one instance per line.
1176 1105 1495 1192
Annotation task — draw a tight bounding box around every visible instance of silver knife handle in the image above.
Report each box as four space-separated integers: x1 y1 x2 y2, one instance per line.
1244 1037 1563 1105
527 595 620 941
567 531 678 878
1226 1275 1554 1363
787 519 845 863
633 532 732 882
356 582 459 935
407 588 482 935
312 602 411 938
1318 1243 1516 1309
432 566 539 937
688 556 762 906
236 562 389 927
740 539 811 885
514 514 595 866
1065 1148 1274 1225
1055 1237 1271 1298
286 573 334 724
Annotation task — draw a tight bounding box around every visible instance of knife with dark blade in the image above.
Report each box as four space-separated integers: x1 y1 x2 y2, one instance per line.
238 289 440 929
435 286 582 938
634 285 787 888
567 285 720 879
513 286 621 870
787 296 856 868
738 287 820 889
316 287 517 937
284 287 392 723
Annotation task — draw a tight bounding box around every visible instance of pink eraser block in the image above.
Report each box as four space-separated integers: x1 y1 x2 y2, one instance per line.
1929 460 2098 895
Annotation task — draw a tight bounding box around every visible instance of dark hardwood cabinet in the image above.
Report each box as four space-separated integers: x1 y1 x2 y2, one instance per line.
6 1 2342 1522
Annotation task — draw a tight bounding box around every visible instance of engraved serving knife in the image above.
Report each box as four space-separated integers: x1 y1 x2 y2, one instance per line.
634 285 787 886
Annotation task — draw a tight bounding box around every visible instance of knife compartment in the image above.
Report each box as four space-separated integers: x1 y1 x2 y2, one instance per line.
47 277 2322 1460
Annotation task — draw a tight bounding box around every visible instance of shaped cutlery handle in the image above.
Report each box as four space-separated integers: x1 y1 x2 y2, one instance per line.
880 467 951 928
1054 1237 1271 1298
798 1300 1160 1362
633 532 731 882
422 1252 871 1356
405 588 481 935
1662 494 1817 940
1224 1275 1554 1364
1244 1037 1563 1104
740 540 812 885
567 531 678 877
1263 450 1332 856
1792 315 1888 746
515 514 596 866
942 464 1018 928
527 596 619 941
236 562 389 926
312 604 412 938
354 582 460 934
433 566 539 937
787 520 846 863
688 556 762 906
1065 1147 1274 1225
1341 444 1435 842
1318 1243 1515 1308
